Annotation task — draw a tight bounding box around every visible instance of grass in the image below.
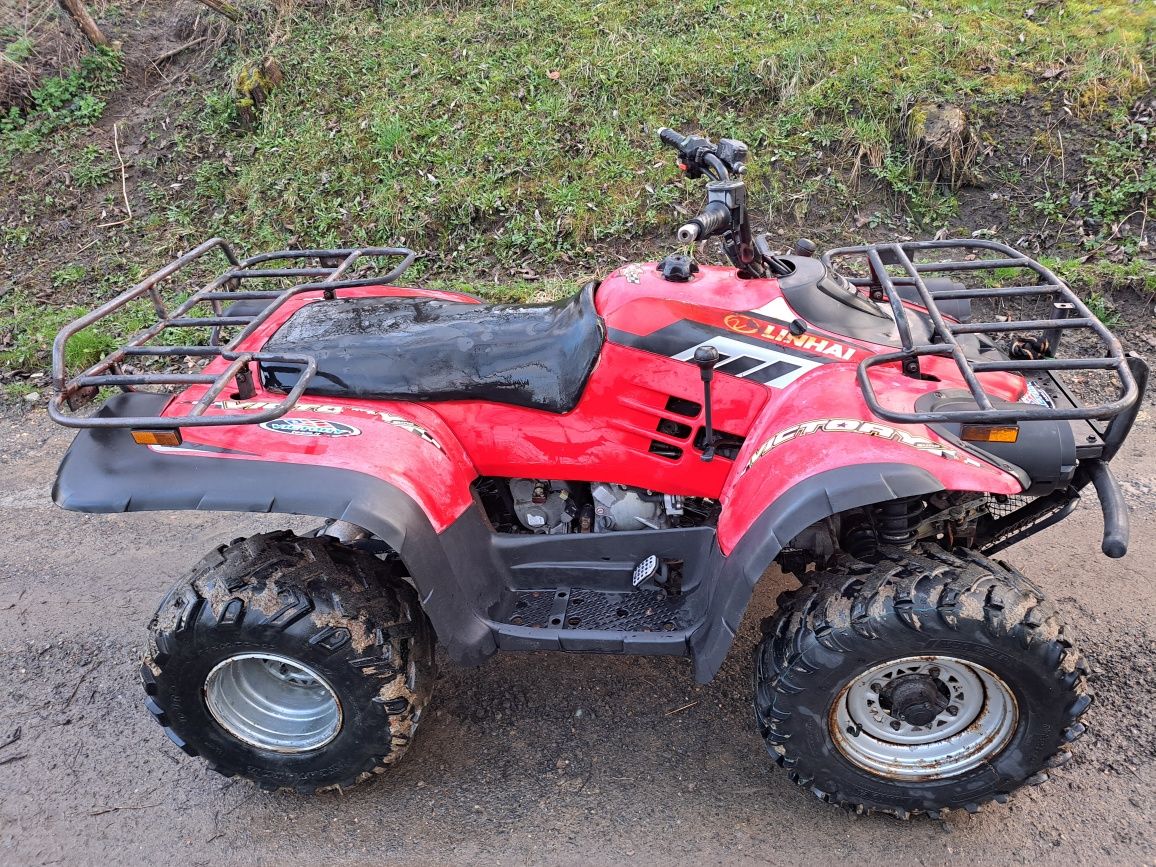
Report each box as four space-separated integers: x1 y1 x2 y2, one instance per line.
185 0 1152 271
0 281 206 378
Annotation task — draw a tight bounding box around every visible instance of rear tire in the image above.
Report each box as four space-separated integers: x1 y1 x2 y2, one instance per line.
141 531 435 793
754 545 1090 817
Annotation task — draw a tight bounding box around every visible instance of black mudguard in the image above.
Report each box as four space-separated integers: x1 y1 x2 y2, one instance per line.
688 463 944 682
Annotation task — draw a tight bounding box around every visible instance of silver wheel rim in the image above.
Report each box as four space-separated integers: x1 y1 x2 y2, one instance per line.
204 653 342 753
830 655 1017 781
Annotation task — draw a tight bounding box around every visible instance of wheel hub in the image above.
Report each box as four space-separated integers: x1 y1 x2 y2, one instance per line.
880 673 949 727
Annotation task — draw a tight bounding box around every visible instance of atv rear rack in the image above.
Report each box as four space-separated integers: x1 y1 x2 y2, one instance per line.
49 238 416 429
821 239 1143 426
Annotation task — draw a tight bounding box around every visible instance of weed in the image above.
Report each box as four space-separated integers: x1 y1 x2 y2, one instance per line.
1083 291 1122 328
51 264 86 288
1081 133 1156 235
1 226 32 250
1 46 122 156
3 381 39 400
70 145 114 188
4 36 33 63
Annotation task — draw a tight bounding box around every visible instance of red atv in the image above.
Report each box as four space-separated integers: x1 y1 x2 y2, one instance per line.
50 128 1146 817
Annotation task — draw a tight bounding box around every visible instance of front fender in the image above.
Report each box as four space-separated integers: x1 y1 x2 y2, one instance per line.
53 392 498 665
717 364 1024 553
690 462 946 682
689 364 1024 683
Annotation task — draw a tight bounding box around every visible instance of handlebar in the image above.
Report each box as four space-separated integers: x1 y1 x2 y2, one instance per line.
656 127 730 180
658 125 769 276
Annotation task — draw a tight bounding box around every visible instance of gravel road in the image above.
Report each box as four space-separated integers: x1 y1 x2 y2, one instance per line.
1 407 1154 866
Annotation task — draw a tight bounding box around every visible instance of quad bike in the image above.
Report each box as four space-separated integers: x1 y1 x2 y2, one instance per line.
49 127 1147 817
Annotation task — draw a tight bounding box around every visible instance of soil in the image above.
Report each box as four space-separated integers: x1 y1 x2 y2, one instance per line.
0 397 1154 866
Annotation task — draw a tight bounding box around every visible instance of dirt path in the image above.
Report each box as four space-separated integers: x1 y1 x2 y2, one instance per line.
1 409 1154 866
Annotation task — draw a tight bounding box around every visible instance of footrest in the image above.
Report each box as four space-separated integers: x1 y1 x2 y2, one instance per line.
504 587 690 632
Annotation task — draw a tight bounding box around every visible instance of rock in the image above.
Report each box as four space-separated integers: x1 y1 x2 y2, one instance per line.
23 391 40 402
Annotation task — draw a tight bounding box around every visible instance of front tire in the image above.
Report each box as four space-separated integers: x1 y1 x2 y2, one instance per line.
754 545 1090 817
141 531 435 793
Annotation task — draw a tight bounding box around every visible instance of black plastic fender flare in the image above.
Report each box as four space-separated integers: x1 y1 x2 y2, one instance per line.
53 393 499 665
688 463 944 682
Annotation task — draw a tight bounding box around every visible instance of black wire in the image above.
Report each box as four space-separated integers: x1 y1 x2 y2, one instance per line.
703 152 729 180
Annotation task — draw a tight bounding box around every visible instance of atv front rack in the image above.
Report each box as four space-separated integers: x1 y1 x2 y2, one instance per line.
821 239 1143 426
49 238 416 429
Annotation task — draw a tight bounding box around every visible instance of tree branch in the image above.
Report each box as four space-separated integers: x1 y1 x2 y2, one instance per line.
192 0 241 21
56 0 109 47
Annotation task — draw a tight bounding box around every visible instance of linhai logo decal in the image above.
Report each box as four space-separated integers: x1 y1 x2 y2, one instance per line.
260 418 361 437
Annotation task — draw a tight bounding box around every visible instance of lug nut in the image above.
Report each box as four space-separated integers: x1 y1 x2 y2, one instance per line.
927 666 940 678
947 705 959 716
870 682 882 693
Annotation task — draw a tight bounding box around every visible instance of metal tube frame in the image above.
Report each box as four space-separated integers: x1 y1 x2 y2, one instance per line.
821 239 1141 424
49 238 416 430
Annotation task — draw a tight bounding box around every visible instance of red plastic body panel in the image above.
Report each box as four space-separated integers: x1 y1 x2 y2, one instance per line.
151 261 1027 543
429 341 766 497
161 388 477 533
716 363 1023 553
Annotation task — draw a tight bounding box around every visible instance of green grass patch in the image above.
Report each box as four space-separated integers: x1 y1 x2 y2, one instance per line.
0 284 205 378
186 0 1150 271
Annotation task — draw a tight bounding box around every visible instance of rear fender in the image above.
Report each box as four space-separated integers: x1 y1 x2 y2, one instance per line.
53 392 499 665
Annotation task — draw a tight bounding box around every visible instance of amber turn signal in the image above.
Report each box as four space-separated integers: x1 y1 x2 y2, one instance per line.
130 429 183 447
960 424 1019 444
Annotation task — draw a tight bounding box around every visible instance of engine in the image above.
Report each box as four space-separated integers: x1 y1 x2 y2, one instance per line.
509 479 577 534
500 478 689 534
590 483 682 532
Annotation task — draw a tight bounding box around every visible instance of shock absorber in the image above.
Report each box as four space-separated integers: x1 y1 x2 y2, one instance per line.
875 498 925 547
843 521 879 560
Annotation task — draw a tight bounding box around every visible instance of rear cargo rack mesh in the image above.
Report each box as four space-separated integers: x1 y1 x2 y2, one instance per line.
49 238 416 429
821 239 1140 425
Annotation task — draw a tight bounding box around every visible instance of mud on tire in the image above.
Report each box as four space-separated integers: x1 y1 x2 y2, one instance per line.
141 530 436 793
754 545 1091 818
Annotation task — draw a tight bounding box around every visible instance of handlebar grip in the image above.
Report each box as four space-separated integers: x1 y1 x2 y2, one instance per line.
680 201 731 243
658 127 686 149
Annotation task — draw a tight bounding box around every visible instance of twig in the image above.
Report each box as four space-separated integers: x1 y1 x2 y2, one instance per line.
0 753 27 767
664 700 699 717
151 36 209 67
114 123 132 221
65 661 101 707
89 802 161 816
0 727 21 751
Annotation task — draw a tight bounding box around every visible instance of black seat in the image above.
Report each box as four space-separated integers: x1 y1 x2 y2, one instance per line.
260 283 603 413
